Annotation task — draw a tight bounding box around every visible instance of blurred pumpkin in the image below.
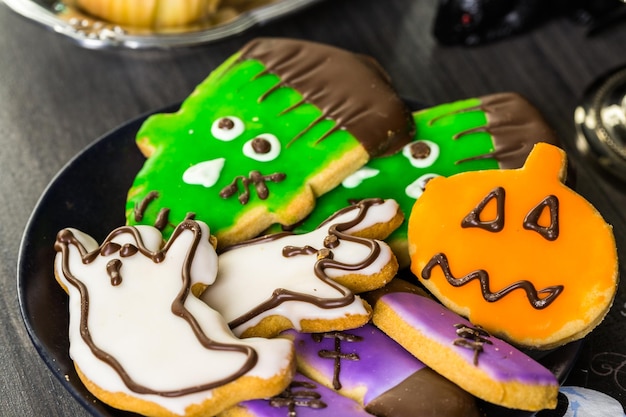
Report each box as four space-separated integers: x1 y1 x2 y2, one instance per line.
408 142 618 349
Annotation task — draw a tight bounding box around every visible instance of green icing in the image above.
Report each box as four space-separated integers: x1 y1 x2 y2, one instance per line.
288 98 501 243
126 53 361 242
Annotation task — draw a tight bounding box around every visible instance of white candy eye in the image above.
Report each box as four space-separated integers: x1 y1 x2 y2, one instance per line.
211 116 244 141
243 133 281 162
402 140 440 168
405 173 440 199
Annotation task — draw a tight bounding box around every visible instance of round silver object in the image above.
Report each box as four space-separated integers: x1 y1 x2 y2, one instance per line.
575 65 626 182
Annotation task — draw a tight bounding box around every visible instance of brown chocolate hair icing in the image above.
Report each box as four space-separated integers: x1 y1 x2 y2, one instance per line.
422 252 563 309
239 38 414 157
479 93 559 169
54 220 258 397
429 92 559 169
226 198 385 329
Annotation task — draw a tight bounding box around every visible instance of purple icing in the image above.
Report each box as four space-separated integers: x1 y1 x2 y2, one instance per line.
284 324 426 404
380 292 559 386
239 373 369 416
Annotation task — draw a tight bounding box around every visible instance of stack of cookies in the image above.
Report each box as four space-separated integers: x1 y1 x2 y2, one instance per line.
53 38 618 417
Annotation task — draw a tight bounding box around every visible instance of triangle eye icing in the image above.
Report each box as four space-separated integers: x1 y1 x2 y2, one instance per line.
523 195 559 241
461 187 505 232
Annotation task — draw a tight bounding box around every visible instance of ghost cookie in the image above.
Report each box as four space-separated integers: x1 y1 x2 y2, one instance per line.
372 291 560 412
54 219 294 417
126 37 414 249
281 92 559 266
201 199 402 338
408 142 618 349
282 323 481 417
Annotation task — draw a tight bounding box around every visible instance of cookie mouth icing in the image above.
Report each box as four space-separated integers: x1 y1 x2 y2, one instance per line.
219 170 287 205
182 158 287 205
421 252 564 309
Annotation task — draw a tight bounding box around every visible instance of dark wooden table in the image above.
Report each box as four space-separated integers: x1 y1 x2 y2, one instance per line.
2 1 626 416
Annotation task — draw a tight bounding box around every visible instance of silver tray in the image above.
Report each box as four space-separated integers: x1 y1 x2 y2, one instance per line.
3 0 322 49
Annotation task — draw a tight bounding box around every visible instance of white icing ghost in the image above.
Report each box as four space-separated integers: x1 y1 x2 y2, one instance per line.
201 198 400 337
54 220 293 416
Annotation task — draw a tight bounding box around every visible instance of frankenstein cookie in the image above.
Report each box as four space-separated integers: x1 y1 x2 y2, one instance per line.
281 92 558 266
54 220 294 417
408 142 618 349
126 37 414 249
372 291 560 411
201 199 402 338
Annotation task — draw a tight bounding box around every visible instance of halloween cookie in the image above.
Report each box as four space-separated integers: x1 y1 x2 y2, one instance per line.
408 142 618 349
372 290 560 412
282 323 481 417
280 92 558 266
200 199 402 338
126 37 414 249
54 220 295 417
220 374 372 417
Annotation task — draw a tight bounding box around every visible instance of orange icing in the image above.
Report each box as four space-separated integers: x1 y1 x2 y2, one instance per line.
408 143 618 347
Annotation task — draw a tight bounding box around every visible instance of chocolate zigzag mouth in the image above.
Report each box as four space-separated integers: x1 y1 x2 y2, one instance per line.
219 171 286 205
421 252 564 309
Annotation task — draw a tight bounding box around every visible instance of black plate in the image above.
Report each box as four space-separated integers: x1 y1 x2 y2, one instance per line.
17 103 580 417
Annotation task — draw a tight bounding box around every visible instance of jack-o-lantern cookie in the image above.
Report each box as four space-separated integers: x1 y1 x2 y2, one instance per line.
408 142 618 349
126 37 414 250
